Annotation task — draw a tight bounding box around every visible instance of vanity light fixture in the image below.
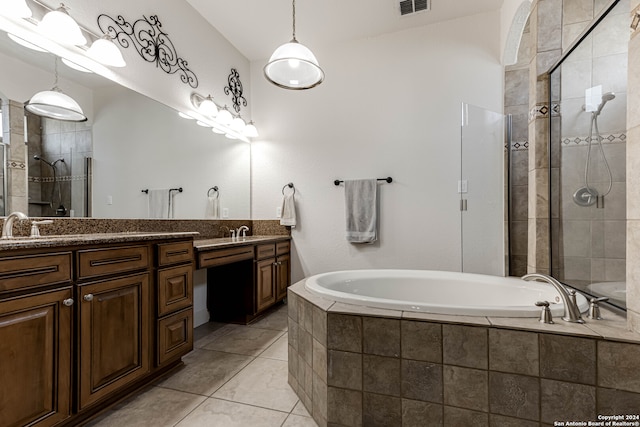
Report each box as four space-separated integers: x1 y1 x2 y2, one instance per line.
4 0 32 18
87 34 126 67
25 57 87 122
230 116 246 133
243 121 259 138
178 111 196 119
190 93 218 117
264 0 324 90
216 106 233 125
38 3 86 46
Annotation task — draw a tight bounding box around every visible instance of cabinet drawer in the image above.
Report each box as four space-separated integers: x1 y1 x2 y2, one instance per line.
276 241 290 255
157 308 193 365
255 244 276 260
0 252 72 292
77 246 149 279
158 265 193 317
158 241 194 267
198 246 254 268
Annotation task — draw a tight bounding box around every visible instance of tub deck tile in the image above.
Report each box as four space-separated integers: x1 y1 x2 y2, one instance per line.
487 316 601 338
328 302 402 319
402 311 491 326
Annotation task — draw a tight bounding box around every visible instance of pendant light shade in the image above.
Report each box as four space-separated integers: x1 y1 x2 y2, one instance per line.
243 121 259 138
25 87 87 122
87 35 126 67
264 0 324 90
39 4 86 46
216 106 233 125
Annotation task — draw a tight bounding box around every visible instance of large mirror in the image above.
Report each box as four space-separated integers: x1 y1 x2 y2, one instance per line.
0 30 251 219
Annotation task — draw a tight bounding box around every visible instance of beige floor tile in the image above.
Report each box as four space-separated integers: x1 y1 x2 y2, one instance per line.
194 323 241 349
259 333 289 361
86 387 206 427
213 357 299 412
175 398 288 427
156 349 253 396
282 414 319 427
203 326 284 356
291 400 312 417
250 304 289 331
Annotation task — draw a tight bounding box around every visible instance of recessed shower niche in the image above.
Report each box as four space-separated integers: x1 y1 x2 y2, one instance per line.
549 0 628 308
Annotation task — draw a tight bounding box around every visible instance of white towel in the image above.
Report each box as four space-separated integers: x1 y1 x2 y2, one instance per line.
344 179 377 243
148 189 171 219
205 196 220 219
280 193 297 227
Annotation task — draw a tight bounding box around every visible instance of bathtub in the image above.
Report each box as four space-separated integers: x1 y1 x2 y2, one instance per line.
305 269 589 318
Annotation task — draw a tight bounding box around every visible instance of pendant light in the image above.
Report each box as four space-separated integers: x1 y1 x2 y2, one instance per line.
25 58 87 122
264 0 324 90
87 34 126 67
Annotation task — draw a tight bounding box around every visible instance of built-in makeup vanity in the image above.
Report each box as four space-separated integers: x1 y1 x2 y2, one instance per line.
194 235 291 324
0 232 196 427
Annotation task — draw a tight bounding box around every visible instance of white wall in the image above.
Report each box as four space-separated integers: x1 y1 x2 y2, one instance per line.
92 85 250 219
250 12 504 282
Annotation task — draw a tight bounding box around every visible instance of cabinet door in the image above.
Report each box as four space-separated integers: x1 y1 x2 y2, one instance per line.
256 258 276 313
78 273 150 409
0 288 72 427
275 254 291 300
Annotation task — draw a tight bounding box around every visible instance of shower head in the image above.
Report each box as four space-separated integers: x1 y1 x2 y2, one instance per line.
595 92 615 116
34 154 65 167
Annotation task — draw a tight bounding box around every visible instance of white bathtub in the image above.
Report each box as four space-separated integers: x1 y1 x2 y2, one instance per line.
305 269 589 318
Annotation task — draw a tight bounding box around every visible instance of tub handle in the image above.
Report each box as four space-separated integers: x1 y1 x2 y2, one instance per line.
535 301 554 324
587 297 609 320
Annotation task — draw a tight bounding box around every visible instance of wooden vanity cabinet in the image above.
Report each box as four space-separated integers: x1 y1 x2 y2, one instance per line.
0 287 73 427
255 241 291 314
155 241 194 366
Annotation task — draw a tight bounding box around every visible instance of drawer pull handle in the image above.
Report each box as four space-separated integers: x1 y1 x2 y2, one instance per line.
167 249 189 257
89 255 142 267
63 298 74 306
83 294 94 302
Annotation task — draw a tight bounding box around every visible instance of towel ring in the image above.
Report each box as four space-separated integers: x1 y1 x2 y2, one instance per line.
282 183 295 195
208 186 219 199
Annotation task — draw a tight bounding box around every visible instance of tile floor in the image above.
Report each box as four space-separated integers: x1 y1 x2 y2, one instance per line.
87 303 318 427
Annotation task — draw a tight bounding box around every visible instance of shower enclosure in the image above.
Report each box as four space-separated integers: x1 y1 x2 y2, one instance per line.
549 0 627 307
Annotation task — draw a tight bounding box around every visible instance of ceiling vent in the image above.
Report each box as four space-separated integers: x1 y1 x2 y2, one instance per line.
399 0 430 16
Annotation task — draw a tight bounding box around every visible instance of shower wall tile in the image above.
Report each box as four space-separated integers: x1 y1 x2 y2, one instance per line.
536 0 563 52
605 258 626 281
627 127 640 220
629 35 640 129
510 255 527 277
563 21 592 58
560 220 591 257
560 59 593 99
510 220 528 256
562 0 594 25
593 12 630 57
562 256 592 281
510 150 529 186
591 258 606 282
604 220 627 259
529 168 549 219
505 69 530 106
593 53 628 94
443 325 487 369
540 379 596 424
511 185 528 221
604 182 627 220
540 334 596 385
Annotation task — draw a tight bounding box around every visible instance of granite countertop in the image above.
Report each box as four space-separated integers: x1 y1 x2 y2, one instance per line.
194 235 291 251
0 232 199 251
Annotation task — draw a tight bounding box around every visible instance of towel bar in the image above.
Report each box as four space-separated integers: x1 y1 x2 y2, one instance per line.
334 177 393 186
208 186 219 198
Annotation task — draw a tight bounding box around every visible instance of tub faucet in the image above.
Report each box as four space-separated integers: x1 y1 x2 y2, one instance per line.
522 273 584 323
2 212 29 239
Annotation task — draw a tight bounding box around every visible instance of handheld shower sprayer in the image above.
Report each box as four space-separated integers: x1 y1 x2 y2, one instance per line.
595 92 615 116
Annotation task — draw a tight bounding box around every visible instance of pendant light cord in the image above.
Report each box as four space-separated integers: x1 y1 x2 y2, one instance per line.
292 0 297 41
53 57 59 89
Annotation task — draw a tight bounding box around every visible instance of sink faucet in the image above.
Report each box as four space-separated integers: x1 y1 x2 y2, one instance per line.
237 225 249 239
522 273 584 323
2 212 29 239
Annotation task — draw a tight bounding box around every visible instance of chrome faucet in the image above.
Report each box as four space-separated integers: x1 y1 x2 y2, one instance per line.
2 212 29 239
522 273 584 323
237 225 249 239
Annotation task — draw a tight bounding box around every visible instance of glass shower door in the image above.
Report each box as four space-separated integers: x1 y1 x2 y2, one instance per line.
460 103 506 276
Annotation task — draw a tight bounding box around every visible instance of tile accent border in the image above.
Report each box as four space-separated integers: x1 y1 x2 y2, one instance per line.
287 281 640 427
562 133 627 146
